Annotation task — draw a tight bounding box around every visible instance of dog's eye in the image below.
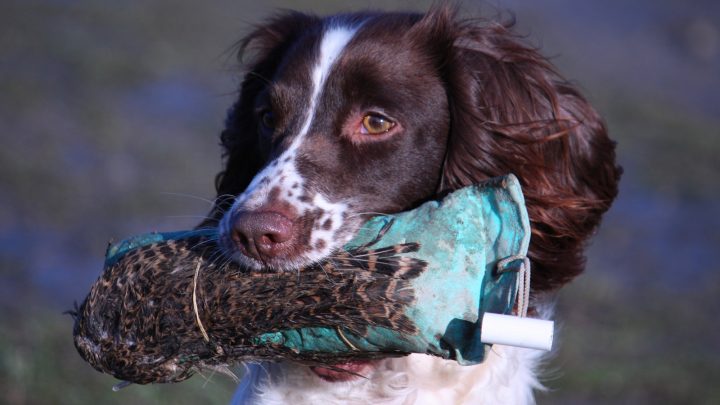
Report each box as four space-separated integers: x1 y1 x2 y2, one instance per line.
259 110 275 131
361 114 394 135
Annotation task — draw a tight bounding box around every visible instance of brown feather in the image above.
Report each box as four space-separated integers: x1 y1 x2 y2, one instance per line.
72 235 426 384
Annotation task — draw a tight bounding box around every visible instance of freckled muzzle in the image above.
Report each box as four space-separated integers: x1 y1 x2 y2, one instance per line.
223 204 342 270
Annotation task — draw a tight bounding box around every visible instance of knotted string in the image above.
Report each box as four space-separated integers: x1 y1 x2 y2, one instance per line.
497 255 532 317
516 257 531 318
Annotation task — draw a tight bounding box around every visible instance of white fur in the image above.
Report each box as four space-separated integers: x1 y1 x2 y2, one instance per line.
230 301 556 404
219 25 360 269
231 346 547 404
298 25 357 139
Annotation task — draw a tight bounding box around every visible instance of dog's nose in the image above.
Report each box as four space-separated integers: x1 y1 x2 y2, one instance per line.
231 211 294 262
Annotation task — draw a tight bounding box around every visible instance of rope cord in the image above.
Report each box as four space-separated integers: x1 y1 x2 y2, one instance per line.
516 257 531 317
497 255 532 317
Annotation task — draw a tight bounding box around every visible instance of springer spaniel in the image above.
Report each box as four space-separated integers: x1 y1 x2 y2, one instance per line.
204 5 621 404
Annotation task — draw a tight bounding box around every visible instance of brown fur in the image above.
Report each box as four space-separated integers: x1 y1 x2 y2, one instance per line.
206 4 621 292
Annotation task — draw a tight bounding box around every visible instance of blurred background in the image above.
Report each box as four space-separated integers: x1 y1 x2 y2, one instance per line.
1 0 718 403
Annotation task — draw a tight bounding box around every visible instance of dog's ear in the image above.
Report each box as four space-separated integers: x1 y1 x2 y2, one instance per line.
424 7 621 291
206 12 320 225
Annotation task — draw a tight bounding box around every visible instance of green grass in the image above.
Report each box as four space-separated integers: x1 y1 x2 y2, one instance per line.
0 306 238 405
538 273 720 405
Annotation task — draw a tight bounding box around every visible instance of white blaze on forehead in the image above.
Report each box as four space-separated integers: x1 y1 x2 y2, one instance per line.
235 24 359 206
221 24 361 264
238 25 359 206
296 25 358 142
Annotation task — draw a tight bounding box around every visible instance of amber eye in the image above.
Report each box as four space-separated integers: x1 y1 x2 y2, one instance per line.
361 113 395 135
259 110 275 131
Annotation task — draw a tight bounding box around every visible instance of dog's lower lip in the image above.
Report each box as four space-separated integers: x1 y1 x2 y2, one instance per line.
310 360 377 382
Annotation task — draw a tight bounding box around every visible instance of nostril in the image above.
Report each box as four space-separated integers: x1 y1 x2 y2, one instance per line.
231 228 250 248
231 211 295 260
260 217 293 244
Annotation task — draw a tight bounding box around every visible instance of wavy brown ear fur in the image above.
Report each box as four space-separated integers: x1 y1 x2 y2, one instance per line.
206 12 321 223
419 6 622 291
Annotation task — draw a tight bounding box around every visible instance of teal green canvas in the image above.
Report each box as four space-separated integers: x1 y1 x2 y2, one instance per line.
104 174 530 365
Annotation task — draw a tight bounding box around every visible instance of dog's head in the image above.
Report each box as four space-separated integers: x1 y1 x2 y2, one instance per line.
210 5 621 292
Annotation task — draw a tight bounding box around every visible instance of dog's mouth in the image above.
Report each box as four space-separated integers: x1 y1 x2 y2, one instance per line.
219 205 363 272
221 207 381 384
309 359 379 382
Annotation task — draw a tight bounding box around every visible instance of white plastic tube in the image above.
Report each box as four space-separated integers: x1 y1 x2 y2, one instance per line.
480 313 554 351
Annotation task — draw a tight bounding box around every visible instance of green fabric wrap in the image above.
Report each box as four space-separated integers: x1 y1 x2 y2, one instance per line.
102 174 530 366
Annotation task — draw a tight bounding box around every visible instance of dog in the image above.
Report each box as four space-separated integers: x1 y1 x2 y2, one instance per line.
204 4 621 404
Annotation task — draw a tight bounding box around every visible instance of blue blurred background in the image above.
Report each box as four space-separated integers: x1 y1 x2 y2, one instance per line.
1 0 719 403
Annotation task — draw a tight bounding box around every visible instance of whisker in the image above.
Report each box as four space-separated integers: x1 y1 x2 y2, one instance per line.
343 246 402 257
214 194 237 203
209 248 233 269
194 368 209 382
189 235 219 247
247 71 272 85
346 211 392 219
201 365 218 388
324 256 400 266
213 364 240 383
347 211 393 218
164 215 217 221
188 238 220 253
194 226 220 233
214 249 237 272
352 225 384 232
158 192 217 206
316 260 340 285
